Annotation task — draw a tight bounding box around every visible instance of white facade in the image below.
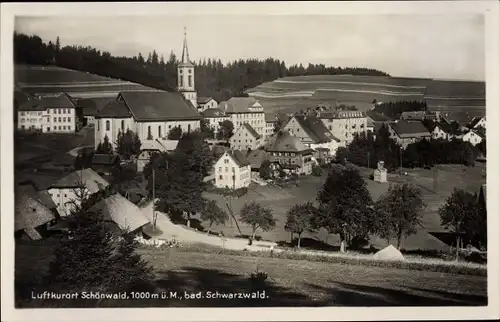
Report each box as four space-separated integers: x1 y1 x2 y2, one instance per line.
310 141 340 158
461 131 483 145
198 98 218 112
431 126 453 141
265 121 276 137
227 101 266 139
18 107 76 133
206 115 230 136
230 124 261 151
214 152 251 189
48 186 88 217
471 117 486 129
319 112 367 146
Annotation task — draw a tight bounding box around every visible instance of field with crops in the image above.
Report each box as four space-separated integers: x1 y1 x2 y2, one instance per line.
247 75 486 115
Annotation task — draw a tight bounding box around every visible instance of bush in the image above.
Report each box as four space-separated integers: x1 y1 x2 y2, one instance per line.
249 269 269 290
311 164 323 177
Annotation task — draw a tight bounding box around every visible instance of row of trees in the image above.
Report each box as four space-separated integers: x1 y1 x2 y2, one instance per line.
14 32 390 102
373 101 428 119
403 138 478 168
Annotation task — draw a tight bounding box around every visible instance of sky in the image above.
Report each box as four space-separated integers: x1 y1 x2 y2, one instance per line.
15 14 485 81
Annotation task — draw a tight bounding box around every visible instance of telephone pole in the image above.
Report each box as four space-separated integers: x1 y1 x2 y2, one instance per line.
152 167 157 231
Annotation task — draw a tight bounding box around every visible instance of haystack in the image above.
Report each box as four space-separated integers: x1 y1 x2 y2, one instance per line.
373 244 405 261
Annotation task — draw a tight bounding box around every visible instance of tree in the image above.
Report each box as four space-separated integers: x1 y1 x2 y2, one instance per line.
316 165 373 252
200 119 215 139
201 200 229 233
284 202 316 248
312 164 323 176
259 160 272 180
240 202 276 245
217 120 234 140
96 135 113 155
374 182 426 249
116 129 142 160
438 188 486 255
168 126 183 140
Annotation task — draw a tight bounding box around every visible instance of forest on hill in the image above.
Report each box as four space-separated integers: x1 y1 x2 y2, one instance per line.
14 32 390 102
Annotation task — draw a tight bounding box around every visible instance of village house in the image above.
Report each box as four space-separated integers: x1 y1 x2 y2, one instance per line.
219 97 266 139
265 130 314 175
460 130 484 146
265 113 279 137
388 121 431 149
91 154 121 176
200 108 230 137
213 150 251 189
197 97 218 112
468 116 486 130
230 123 262 151
17 92 77 133
431 122 460 141
76 97 112 126
246 149 271 179
136 139 178 173
400 111 425 121
284 114 341 157
318 110 367 146
94 31 202 149
47 168 110 217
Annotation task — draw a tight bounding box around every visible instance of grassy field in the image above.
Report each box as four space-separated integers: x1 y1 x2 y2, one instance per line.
15 240 487 307
200 163 486 252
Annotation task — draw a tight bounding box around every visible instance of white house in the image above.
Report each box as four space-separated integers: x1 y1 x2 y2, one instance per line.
17 93 76 133
95 30 202 149
197 97 218 112
230 123 262 151
431 123 459 141
318 110 367 146
214 150 251 189
265 113 279 137
136 139 179 173
469 116 486 130
461 130 483 146
284 114 341 157
47 168 110 217
219 97 266 139
200 108 230 137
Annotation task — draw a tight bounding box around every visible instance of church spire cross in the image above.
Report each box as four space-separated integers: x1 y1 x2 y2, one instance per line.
181 26 192 66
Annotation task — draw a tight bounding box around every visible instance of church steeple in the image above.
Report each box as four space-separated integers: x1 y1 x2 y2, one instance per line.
177 27 197 107
180 27 193 67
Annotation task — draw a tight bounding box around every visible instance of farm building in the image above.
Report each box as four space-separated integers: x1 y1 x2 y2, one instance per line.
219 97 266 139
468 116 486 130
317 110 367 146
197 97 218 112
15 189 57 240
265 130 314 176
230 123 262 152
136 139 178 173
91 154 121 176
388 121 431 149
246 149 271 179
460 130 483 146
213 150 251 189
17 92 77 133
431 122 461 141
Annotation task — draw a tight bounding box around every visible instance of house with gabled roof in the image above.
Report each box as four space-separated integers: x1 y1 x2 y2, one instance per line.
47 168 110 217
17 92 77 133
318 110 367 146
91 154 121 176
265 130 314 175
284 114 341 157
15 191 57 240
265 113 279 137
197 97 218 112
468 116 486 130
136 139 178 173
230 123 262 152
200 107 230 137
214 150 251 189
460 129 484 146
246 149 271 179
431 122 461 141
388 121 431 149
220 97 266 139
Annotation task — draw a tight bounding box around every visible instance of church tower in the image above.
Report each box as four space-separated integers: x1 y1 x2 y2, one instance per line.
177 27 197 108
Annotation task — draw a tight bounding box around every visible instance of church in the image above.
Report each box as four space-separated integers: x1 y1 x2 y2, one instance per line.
94 29 201 149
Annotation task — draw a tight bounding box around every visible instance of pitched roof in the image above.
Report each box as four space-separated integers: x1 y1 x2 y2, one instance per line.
15 193 55 231
266 130 313 154
224 97 262 113
246 149 270 169
241 123 261 139
119 91 201 121
389 121 431 138
319 110 365 119
366 110 391 122
201 108 227 118
77 97 113 116
140 139 178 152
197 96 215 104
221 150 250 167
97 100 131 118
366 117 375 128
469 116 485 128
18 92 76 111
294 115 340 143
212 145 231 158
265 113 279 123
49 168 109 193
92 154 120 166
434 122 460 135
16 185 57 210
400 111 425 120
94 193 150 232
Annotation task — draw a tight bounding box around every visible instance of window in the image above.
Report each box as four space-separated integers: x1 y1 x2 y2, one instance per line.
147 126 152 138
63 117 66 122
188 124 191 133
106 120 110 131
219 175 223 180
68 117 71 123
296 129 299 133
158 126 162 137
97 121 100 131
188 75 192 87
58 117 62 122
180 75 184 86
219 167 222 172
168 125 172 129
121 120 125 131
20 112 25 116
64 194 67 198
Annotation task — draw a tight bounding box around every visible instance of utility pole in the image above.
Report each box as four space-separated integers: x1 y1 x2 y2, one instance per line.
400 146 403 176
152 167 156 232
367 151 370 169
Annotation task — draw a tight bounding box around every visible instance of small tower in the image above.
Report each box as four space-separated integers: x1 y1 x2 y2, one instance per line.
177 27 197 108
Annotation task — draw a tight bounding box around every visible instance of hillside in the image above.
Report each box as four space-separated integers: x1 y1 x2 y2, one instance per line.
247 75 486 115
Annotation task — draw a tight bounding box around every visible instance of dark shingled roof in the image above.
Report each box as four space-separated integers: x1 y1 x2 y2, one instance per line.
469 116 485 128
201 108 226 118
18 92 76 111
265 113 279 123
15 192 55 231
266 130 314 154
225 150 250 167
390 121 430 138
434 122 461 135
246 149 270 169
197 97 215 104
224 97 262 114
120 91 201 121
77 97 113 116
97 100 131 118
242 123 261 139
366 110 391 122
49 168 109 193
294 115 340 143
92 154 120 166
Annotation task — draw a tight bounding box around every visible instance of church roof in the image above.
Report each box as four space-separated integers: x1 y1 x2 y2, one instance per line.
97 100 131 118
118 91 201 122
179 27 194 67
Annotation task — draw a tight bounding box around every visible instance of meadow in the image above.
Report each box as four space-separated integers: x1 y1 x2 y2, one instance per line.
201 163 486 252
